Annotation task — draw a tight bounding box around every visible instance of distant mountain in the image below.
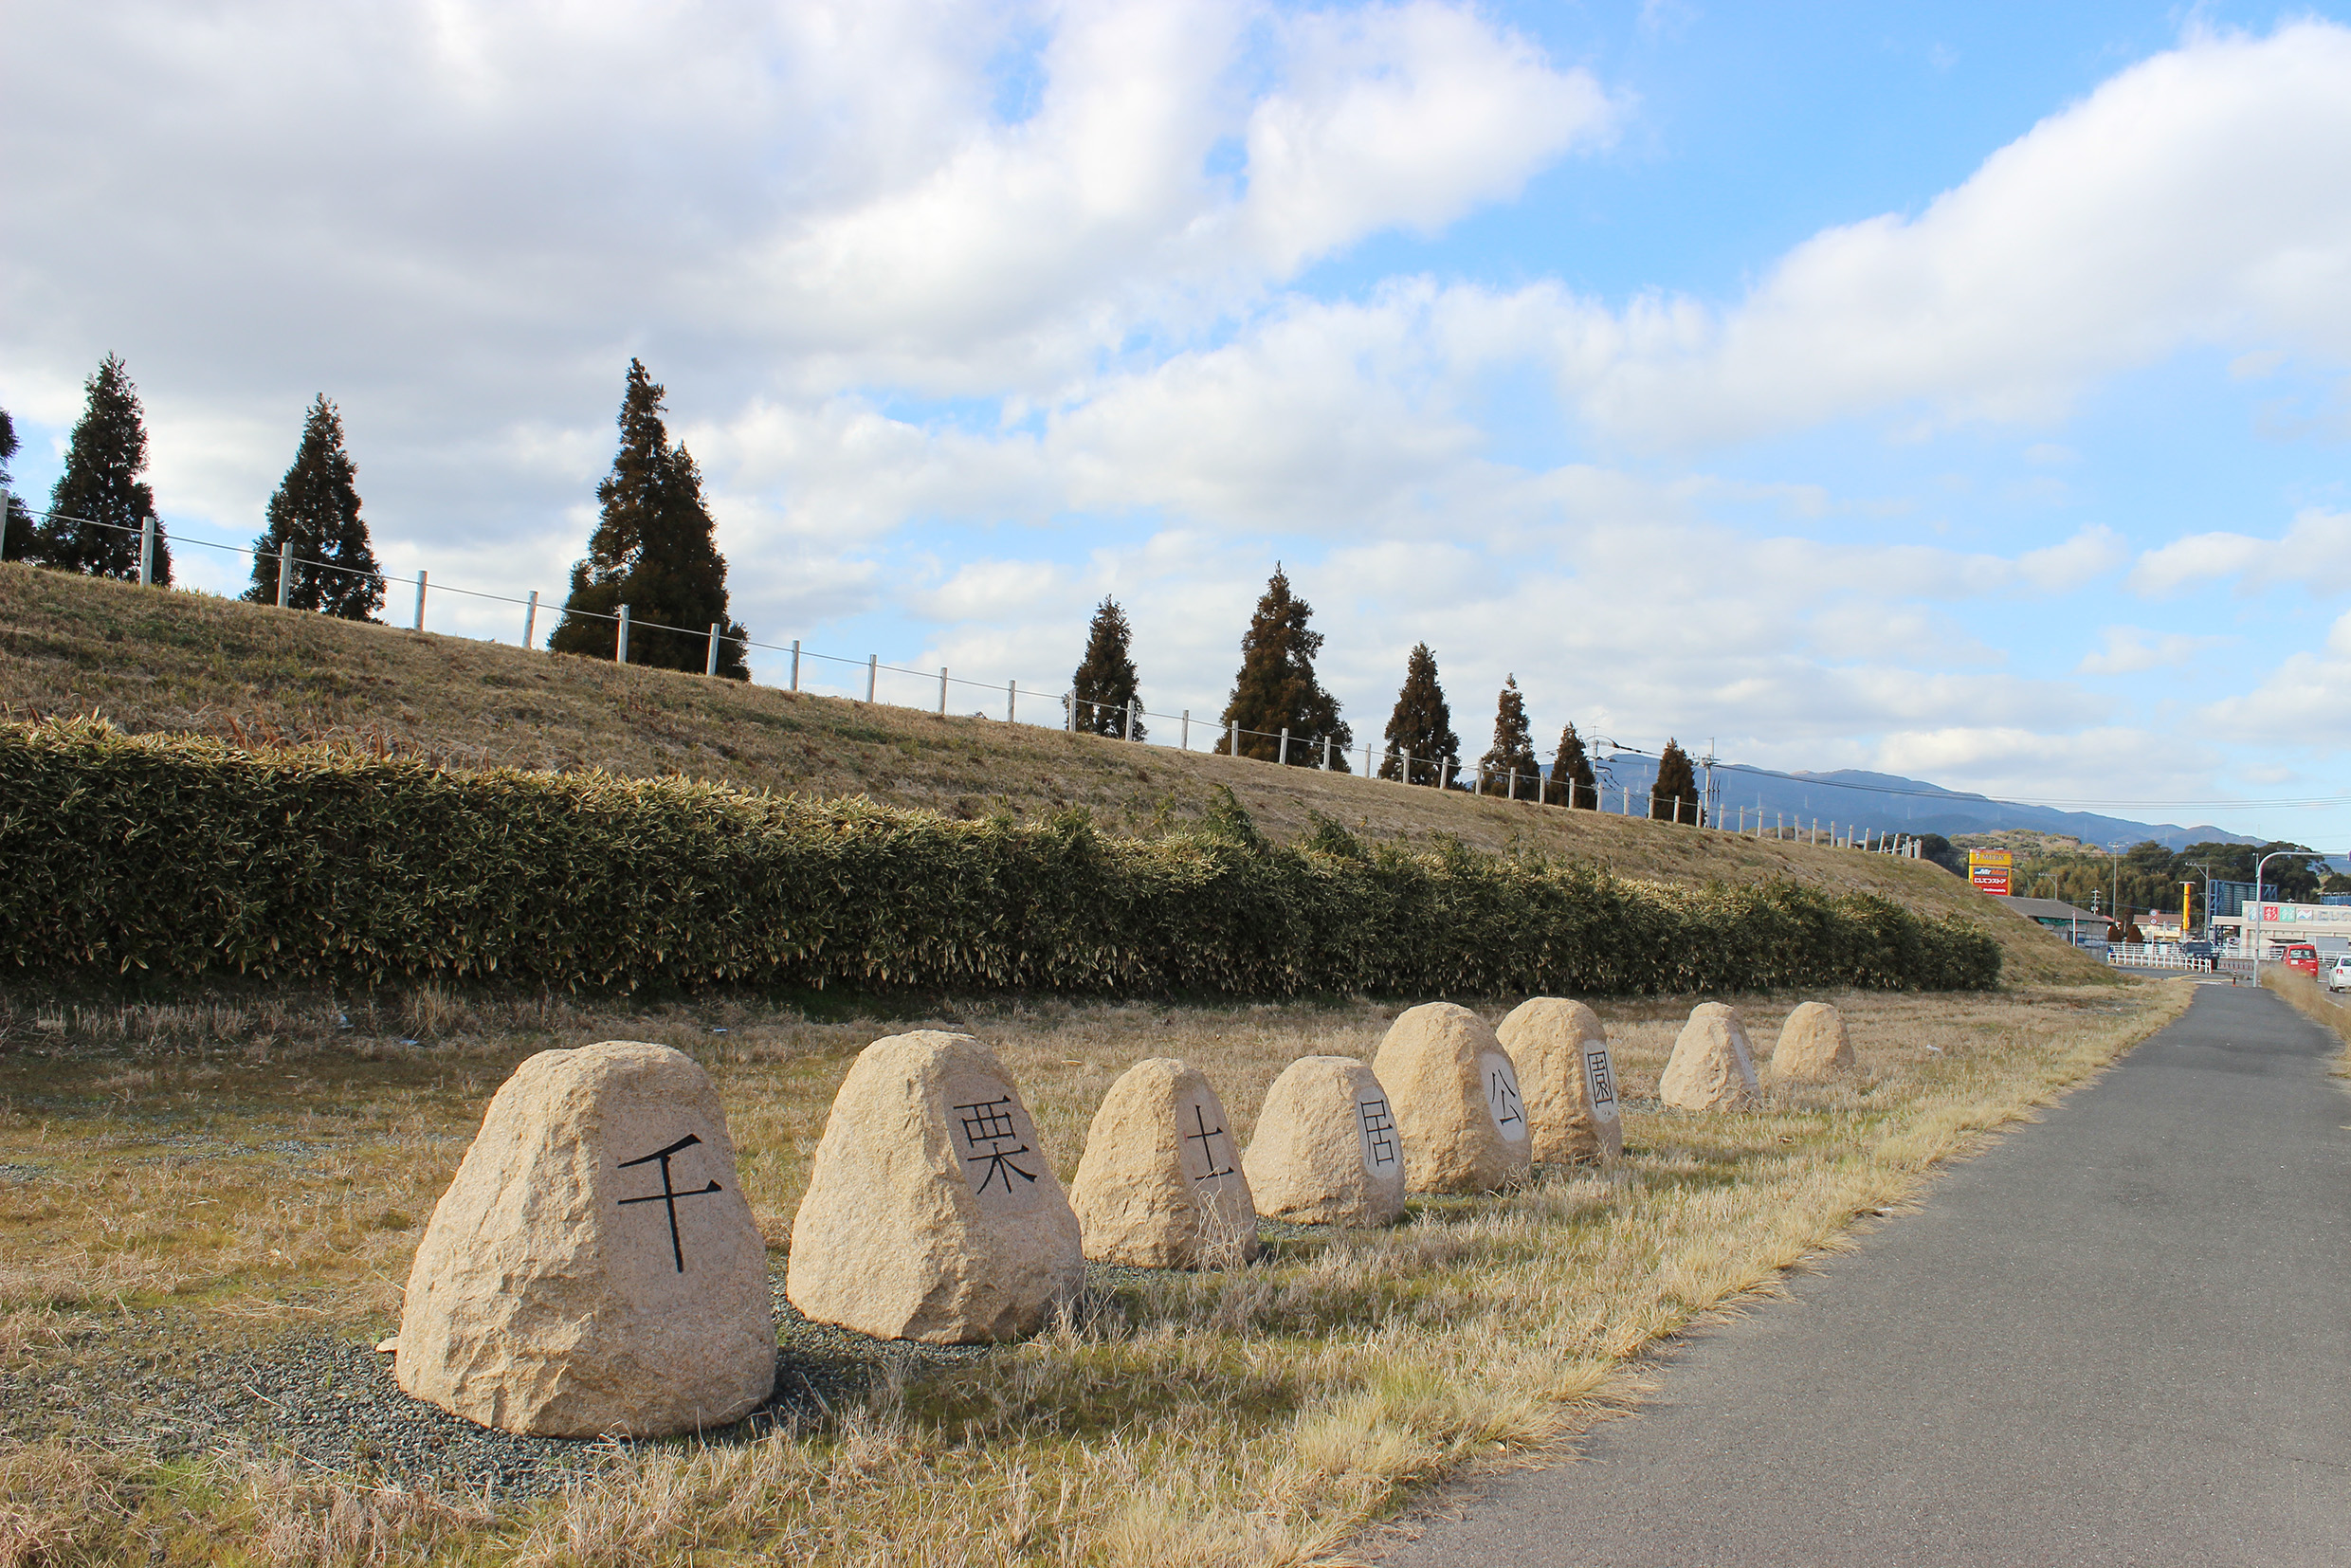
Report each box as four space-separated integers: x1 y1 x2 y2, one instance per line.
1569 756 2261 852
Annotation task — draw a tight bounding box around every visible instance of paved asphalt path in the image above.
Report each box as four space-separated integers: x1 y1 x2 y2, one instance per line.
1380 984 2351 1567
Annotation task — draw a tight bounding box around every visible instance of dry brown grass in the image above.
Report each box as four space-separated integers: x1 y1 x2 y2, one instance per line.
0 978 2190 1564
0 563 2104 987
2257 968 2351 1096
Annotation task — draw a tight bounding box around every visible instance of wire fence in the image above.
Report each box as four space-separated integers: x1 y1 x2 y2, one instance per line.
0 500 1934 856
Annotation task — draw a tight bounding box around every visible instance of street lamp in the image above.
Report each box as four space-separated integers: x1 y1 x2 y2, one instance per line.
2246 848 2313 976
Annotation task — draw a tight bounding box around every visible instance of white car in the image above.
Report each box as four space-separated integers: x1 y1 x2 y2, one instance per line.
2329 957 2351 994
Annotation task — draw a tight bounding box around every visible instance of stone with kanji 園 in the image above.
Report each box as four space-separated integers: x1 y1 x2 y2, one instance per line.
1661 1002 1760 1110
1241 1055 1406 1227
1771 1000 1855 1082
1370 1002 1532 1193
1069 1058 1261 1267
788 1030 1083 1343
394 1040 775 1438
1495 997 1623 1163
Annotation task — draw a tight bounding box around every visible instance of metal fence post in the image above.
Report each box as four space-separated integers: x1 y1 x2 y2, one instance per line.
1008 680 1017 722
412 570 428 629
866 655 877 702
1181 710 1190 750
1472 764 1481 796
1125 698 1137 740
706 622 722 677
1066 692 1076 732
1323 735 1333 770
277 547 293 608
1278 727 1289 765
523 590 538 647
1229 720 1239 756
138 517 155 586
790 639 801 692
615 604 630 663
939 667 948 715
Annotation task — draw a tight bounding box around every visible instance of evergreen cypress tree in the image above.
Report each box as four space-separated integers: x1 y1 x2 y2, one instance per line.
1479 676 1540 795
1217 565 1351 766
552 360 749 677
1546 722 1597 808
33 356 170 584
244 396 384 620
1071 596 1145 739
1650 738 1700 823
1378 643 1457 786
0 407 32 563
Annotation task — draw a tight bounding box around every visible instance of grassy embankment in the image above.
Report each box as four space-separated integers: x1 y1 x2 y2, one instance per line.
0 981 2190 1565
0 563 2105 989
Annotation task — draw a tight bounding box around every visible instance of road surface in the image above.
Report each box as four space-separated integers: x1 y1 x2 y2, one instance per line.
1380 984 2351 1567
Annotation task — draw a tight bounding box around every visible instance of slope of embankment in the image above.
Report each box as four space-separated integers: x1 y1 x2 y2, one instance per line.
0 564 2106 985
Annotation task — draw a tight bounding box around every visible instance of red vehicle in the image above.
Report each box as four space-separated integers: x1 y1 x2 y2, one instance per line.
2268 940 2322 976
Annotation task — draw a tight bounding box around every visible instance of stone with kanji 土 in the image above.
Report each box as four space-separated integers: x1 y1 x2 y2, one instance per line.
1771 1000 1855 1081
1371 1002 1532 1193
789 1030 1084 1342
1241 1055 1407 1226
1069 1057 1261 1267
1661 1002 1760 1110
394 1040 775 1438
1495 997 1623 1163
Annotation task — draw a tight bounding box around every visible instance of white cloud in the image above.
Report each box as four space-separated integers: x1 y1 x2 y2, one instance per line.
1569 23 2351 445
2075 626 2228 676
2128 508 2351 597
2199 608 2351 747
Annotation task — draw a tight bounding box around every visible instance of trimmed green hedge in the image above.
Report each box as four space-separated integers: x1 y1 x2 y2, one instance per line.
0 720 1998 995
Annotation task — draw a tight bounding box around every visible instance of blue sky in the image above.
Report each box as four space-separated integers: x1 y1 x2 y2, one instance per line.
6 1 2351 845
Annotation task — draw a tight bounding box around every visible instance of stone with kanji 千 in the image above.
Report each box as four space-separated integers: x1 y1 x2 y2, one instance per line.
1069 1058 1261 1267
394 1040 775 1437
1241 1055 1407 1226
1661 1002 1760 1110
1495 997 1623 1163
1371 1002 1532 1193
788 1030 1084 1343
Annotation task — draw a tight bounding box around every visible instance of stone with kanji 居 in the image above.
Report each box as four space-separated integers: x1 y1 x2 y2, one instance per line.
1771 1001 1855 1081
788 1030 1083 1343
1370 1002 1532 1193
1495 997 1623 1163
395 1040 775 1438
1661 1002 1760 1110
1242 1055 1407 1227
1069 1058 1261 1267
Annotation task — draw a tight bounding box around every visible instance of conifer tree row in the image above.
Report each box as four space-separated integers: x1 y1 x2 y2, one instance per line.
1379 642 1456 786
1219 566 1350 766
1479 675 1540 795
553 359 749 677
0 408 31 563
1546 721 1598 809
244 396 384 620
1651 738 1700 823
28 356 170 585
1071 596 1145 739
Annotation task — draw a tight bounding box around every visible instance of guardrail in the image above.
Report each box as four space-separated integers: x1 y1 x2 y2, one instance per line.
2 503 1935 854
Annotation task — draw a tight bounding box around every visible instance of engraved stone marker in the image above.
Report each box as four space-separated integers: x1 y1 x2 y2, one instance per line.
1069 1058 1261 1267
395 1040 775 1438
1771 1000 1855 1081
789 1030 1082 1342
1496 996 1624 1162
1371 1002 1532 1193
1241 1055 1406 1226
1661 1001 1760 1110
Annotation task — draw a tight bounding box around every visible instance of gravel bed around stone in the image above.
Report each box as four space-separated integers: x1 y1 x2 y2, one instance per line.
4 1220 1456 1498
